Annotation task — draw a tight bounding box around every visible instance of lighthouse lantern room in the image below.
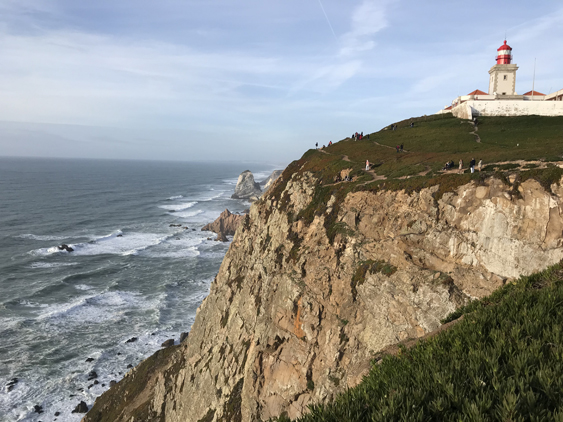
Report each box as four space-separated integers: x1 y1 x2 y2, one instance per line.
488 40 518 95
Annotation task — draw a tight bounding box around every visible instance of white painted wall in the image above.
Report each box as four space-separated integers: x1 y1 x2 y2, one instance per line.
451 100 563 120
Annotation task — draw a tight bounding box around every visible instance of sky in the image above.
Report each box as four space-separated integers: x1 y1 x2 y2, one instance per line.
0 1 562 164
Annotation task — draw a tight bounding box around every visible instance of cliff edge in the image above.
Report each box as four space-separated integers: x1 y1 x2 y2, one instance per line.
83 114 563 422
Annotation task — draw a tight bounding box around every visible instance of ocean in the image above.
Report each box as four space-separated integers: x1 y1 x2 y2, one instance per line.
0 157 280 422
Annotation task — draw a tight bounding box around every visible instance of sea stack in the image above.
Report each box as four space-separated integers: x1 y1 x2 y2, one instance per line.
231 170 262 201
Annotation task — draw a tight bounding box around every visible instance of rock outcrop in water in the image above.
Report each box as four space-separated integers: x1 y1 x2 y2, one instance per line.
232 170 262 201
83 168 563 422
202 209 246 241
260 170 283 192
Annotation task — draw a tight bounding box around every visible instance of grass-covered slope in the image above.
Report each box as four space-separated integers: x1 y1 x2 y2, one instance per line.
273 261 563 422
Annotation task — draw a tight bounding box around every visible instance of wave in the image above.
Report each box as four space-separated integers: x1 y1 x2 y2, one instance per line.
158 201 197 212
16 233 69 241
167 195 184 200
30 262 79 269
30 230 176 257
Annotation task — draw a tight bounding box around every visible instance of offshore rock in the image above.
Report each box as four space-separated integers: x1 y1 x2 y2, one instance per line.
232 170 262 201
83 173 563 422
202 209 245 237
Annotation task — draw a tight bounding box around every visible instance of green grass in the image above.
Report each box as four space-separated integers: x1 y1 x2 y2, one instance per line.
271 261 563 422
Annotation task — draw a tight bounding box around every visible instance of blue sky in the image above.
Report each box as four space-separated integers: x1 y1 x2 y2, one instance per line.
0 0 562 164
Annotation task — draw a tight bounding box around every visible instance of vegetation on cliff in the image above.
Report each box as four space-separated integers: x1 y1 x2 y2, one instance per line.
273 261 563 421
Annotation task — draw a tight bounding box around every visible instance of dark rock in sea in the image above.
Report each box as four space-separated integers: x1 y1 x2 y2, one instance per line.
125 337 137 343
55 411 60 416
85 357 95 362
192 228 196 231
77 388 84 392
180 332 189 342
183 226 188 229
161 339 174 348
87 371 97 380
58 244 74 252
102 384 105 387
88 384 93 389
116 234 123 237
127 364 133 369
109 380 116 386
94 380 99 385
7 378 18 392
71 401 88 414
34 404 43 414
207 237 211 240
169 223 182 227
69 394 75 398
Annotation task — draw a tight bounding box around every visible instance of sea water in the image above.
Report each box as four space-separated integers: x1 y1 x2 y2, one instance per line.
0 157 280 421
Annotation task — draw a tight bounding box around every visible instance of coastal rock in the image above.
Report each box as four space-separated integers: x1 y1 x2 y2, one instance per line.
72 401 88 413
83 173 563 422
87 371 97 381
6 378 18 392
215 231 228 242
202 209 245 237
125 337 137 343
85 358 94 363
231 170 262 201
58 244 74 252
180 332 189 343
259 170 283 193
161 339 174 348
34 404 43 414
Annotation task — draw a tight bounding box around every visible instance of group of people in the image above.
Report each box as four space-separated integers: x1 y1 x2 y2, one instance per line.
389 122 415 131
443 158 483 173
352 132 368 140
395 144 404 153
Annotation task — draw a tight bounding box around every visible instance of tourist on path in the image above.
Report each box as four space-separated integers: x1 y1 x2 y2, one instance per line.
478 159 483 171
366 160 370 171
396 145 400 153
470 158 476 173
459 159 463 173
400 144 404 152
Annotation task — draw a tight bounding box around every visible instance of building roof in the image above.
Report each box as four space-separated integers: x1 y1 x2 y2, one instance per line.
468 89 488 96
497 40 512 51
523 90 545 96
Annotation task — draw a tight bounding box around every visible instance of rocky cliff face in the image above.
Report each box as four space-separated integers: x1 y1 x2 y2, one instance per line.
84 170 563 422
202 209 246 241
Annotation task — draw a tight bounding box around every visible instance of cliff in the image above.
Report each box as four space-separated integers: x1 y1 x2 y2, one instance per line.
83 115 563 422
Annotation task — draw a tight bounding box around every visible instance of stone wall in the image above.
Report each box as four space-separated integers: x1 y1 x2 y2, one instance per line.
452 99 563 119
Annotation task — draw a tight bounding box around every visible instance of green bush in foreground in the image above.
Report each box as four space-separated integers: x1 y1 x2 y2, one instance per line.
272 262 563 422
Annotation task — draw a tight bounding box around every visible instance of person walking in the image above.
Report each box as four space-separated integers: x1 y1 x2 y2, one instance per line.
470 158 476 173
459 159 463 174
396 145 400 153
316 142 318 149
400 144 404 152
478 159 483 171
366 160 370 171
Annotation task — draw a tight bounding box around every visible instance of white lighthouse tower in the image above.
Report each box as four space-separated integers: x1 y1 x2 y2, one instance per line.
488 40 518 95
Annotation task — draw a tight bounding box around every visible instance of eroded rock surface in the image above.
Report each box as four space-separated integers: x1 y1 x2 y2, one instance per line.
83 172 563 422
202 209 246 239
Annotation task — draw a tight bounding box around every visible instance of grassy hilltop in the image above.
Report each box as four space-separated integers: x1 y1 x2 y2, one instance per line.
267 114 563 422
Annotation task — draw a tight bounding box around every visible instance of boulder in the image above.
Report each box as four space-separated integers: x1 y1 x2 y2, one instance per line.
34 405 43 414
180 332 189 343
161 339 174 348
201 209 245 237
231 170 261 201
87 371 97 380
85 358 94 362
125 337 137 343
259 170 283 193
72 401 88 414
58 244 74 252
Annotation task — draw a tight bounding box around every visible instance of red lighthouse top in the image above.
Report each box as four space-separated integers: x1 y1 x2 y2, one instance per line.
496 40 513 64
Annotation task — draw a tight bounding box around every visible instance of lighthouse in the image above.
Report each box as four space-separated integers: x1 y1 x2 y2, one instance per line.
488 40 518 95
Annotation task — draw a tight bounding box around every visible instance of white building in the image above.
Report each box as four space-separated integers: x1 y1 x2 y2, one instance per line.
438 40 563 119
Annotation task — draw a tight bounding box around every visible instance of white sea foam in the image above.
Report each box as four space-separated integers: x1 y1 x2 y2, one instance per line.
30 262 78 269
31 230 173 257
158 201 197 212
174 209 205 219
74 284 94 291
167 195 183 200
37 290 156 325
